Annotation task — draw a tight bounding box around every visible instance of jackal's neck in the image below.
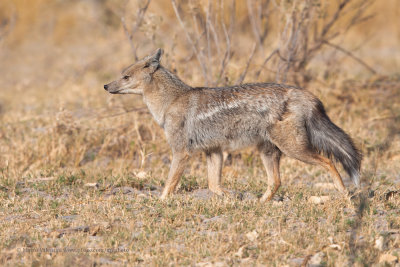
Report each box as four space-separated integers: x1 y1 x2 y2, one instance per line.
143 66 191 127
153 66 192 93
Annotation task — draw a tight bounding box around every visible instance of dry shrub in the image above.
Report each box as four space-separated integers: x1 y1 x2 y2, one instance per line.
168 0 375 86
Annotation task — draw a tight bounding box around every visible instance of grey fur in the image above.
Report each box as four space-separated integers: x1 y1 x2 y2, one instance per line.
104 49 362 201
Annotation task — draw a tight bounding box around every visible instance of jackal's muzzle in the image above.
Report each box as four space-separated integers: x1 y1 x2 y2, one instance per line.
104 83 119 94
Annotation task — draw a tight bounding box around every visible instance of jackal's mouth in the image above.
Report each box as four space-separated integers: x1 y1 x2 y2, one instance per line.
104 85 123 94
104 83 140 94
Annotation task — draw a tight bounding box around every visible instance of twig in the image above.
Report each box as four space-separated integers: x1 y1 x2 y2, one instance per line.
206 1 212 71
132 0 151 34
207 3 222 59
236 43 257 85
120 0 151 61
216 0 234 85
247 0 263 49
97 108 149 120
171 0 210 85
120 17 137 60
309 0 351 55
321 0 350 38
323 40 377 74
255 49 278 79
184 30 206 62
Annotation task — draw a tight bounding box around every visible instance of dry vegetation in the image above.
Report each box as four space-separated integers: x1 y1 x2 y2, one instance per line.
0 0 399 266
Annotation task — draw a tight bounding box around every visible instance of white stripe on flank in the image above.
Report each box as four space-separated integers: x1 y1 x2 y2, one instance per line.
195 99 267 121
196 101 240 120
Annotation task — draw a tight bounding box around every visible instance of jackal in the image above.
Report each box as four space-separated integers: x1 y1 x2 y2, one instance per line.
104 48 362 201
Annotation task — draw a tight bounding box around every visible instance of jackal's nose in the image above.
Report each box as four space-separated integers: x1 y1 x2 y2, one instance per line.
104 84 108 90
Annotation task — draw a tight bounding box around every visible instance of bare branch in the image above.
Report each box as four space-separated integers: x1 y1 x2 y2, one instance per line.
216 0 234 85
205 1 212 71
321 0 350 38
121 17 137 61
236 43 257 85
120 0 151 61
131 0 151 34
207 4 222 58
323 40 377 74
171 0 210 85
255 49 278 79
183 30 206 62
247 0 263 50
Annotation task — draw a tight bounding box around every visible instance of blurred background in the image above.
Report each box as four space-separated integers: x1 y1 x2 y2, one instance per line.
0 0 399 180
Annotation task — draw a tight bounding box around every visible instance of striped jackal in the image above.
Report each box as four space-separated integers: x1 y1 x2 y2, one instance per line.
104 49 362 201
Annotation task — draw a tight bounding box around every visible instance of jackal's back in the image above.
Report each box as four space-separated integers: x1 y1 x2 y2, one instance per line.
184 83 299 151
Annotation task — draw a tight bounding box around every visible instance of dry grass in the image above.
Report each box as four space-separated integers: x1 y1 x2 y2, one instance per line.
0 0 400 266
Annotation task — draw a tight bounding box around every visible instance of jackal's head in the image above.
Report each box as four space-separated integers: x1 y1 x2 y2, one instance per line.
104 48 163 95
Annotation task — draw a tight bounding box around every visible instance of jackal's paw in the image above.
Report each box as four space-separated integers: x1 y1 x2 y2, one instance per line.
160 192 171 200
259 191 274 203
209 187 229 197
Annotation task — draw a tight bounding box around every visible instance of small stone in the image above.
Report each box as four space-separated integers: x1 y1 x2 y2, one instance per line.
135 171 147 179
379 254 397 264
328 244 341 250
309 251 325 266
242 192 257 201
98 257 120 266
192 189 216 200
272 200 283 206
234 246 246 258
202 215 226 224
309 196 330 204
107 186 138 195
84 183 99 188
246 230 258 242
374 236 385 251
28 177 55 183
59 215 79 222
288 257 304 266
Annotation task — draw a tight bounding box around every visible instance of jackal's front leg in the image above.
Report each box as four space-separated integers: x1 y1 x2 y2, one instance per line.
160 152 188 199
206 149 227 196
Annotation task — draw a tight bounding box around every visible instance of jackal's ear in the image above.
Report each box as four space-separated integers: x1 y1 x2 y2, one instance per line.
152 48 163 62
145 48 163 73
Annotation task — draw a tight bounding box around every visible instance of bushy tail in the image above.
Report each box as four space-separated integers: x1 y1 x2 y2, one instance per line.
305 101 362 187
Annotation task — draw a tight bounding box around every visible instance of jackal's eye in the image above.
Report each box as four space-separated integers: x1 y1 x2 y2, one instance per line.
123 75 130 80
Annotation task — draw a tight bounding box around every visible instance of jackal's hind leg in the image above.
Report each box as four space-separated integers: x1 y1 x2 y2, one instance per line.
309 154 346 193
259 149 282 202
291 152 346 193
269 119 347 194
206 149 227 196
272 134 346 193
160 152 188 199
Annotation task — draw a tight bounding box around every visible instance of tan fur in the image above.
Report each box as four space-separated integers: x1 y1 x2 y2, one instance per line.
104 48 361 201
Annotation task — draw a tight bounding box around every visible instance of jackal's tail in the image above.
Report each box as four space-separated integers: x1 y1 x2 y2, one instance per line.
305 101 362 187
